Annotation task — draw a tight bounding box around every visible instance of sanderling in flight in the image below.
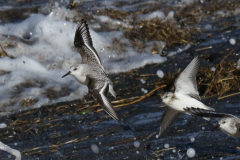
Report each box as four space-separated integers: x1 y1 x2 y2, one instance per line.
62 19 120 122
159 56 215 135
185 107 240 137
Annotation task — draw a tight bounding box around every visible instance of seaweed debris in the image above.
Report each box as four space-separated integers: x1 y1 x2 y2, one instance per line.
124 18 196 47
198 52 240 99
96 8 129 20
0 44 13 58
176 0 240 25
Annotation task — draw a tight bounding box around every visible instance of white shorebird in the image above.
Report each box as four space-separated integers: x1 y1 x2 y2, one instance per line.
62 20 120 122
159 56 215 135
185 107 240 137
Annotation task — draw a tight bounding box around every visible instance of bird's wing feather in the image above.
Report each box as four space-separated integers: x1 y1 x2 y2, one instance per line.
184 107 236 118
174 56 201 101
159 108 181 136
74 19 104 70
108 84 116 98
91 81 120 123
86 67 116 99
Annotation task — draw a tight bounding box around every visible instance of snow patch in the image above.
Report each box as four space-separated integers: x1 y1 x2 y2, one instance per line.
187 148 196 158
0 8 167 112
157 70 164 78
0 123 7 128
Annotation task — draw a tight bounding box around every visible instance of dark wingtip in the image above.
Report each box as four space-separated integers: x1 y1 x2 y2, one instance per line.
74 19 92 48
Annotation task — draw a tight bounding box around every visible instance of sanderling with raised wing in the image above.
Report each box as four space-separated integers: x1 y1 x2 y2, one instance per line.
62 19 120 122
159 56 215 135
185 107 240 137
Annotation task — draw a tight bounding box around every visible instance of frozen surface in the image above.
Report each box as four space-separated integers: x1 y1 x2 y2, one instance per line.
0 142 21 160
0 123 7 128
133 141 140 148
157 70 164 78
164 143 169 148
167 44 191 56
229 38 236 45
139 11 174 20
187 148 196 158
190 137 195 143
0 8 166 112
211 67 216 72
91 144 99 154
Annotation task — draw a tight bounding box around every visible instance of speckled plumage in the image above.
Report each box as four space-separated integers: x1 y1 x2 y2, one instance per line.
185 107 240 137
159 56 215 136
62 20 120 122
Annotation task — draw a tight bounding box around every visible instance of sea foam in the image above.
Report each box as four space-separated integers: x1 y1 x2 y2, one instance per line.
0 8 166 111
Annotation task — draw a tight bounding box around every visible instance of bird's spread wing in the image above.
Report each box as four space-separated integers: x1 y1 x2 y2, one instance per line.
91 81 120 123
159 108 181 136
174 56 201 101
184 107 236 119
74 19 104 70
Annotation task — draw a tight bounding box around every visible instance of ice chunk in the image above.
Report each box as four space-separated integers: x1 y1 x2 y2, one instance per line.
0 142 21 160
157 70 164 78
166 11 174 20
91 144 99 154
190 137 195 142
143 11 165 19
133 141 140 148
140 79 146 84
229 38 236 45
211 67 216 72
164 143 169 148
141 88 148 93
0 123 7 128
143 89 148 94
167 44 191 56
187 148 196 158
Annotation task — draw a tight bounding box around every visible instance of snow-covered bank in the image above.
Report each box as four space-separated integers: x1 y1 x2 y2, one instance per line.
0 8 166 111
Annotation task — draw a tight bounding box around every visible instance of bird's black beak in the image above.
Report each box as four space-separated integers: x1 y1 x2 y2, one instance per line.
212 123 220 131
62 71 71 78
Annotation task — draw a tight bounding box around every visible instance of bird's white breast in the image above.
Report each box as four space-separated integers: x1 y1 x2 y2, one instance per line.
74 75 89 85
72 65 90 85
168 94 207 112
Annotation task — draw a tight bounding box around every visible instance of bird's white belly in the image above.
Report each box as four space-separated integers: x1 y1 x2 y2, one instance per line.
74 75 89 85
168 95 207 112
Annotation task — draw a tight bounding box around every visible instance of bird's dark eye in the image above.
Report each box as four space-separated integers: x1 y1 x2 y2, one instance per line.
222 121 225 124
73 68 77 71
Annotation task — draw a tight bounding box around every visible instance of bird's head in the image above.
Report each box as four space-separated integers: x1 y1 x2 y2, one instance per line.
218 118 235 135
62 64 89 85
62 64 81 78
161 92 173 104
